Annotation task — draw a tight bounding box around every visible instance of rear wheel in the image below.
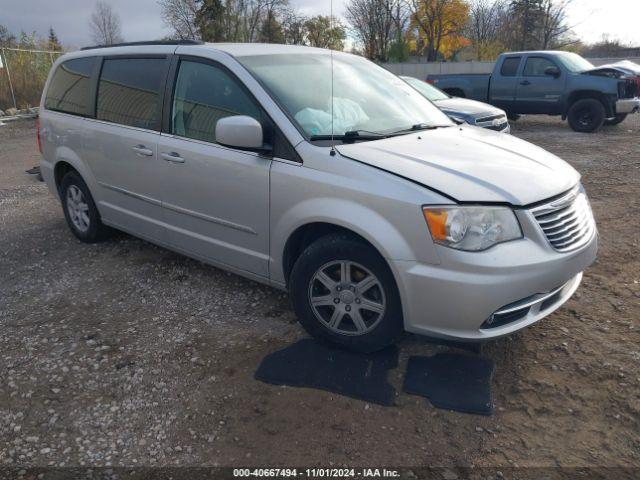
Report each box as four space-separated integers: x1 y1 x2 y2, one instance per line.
567 98 605 133
289 233 404 352
60 171 112 243
604 113 627 126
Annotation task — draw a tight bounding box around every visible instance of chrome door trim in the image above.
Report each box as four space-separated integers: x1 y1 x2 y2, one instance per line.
98 182 162 206
162 201 257 235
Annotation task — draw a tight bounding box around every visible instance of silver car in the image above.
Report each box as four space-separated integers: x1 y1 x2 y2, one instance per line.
401 75 510 132
39 41 597 352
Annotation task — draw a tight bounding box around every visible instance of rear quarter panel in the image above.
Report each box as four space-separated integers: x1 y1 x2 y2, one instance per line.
39 111 98 204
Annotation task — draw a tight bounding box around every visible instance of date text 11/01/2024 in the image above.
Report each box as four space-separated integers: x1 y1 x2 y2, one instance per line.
233 468 401 477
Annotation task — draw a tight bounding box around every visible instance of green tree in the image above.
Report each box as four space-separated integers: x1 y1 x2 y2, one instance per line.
509 0 544 50
304 16 345 50
195 0 226 41
259 10 284 43
0 24 16 47
48 27 61 51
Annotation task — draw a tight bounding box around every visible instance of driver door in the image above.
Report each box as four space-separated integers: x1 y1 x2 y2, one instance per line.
158 56 271 277
515 56 566 114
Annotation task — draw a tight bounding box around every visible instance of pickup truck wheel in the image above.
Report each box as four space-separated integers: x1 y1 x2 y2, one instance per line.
568 98 605 132
289 233 404 352
604 114 627 126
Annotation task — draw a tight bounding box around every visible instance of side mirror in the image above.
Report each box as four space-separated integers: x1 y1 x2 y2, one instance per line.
215 115 267 152
544 66 560 78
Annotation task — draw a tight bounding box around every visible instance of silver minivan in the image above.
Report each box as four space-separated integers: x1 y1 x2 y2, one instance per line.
39 41 598 351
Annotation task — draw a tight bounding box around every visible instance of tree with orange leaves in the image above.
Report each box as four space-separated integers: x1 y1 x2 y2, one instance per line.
410 0 470 61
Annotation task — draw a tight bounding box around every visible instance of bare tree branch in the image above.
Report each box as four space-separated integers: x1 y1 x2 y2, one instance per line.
89 1 123 45
158 0 199 40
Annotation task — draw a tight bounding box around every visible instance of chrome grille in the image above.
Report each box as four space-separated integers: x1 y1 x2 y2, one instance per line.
475 114 509 131
476 114 503 123
531 187 596 252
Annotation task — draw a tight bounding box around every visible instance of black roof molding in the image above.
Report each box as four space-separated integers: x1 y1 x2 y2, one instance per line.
81 40 204 51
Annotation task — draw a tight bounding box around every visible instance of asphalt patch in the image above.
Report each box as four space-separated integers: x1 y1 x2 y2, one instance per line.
255 338 399 406
403 352 494 415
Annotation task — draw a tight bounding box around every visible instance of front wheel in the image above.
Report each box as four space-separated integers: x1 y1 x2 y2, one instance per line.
567 98 605 132
604 113 627 126
289 234 404 352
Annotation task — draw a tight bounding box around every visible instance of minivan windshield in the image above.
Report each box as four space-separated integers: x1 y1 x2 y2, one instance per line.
556 52 594 73
239 53 453 140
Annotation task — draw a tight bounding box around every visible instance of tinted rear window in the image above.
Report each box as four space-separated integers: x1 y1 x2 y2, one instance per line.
500 57 521 76
96 58 166 130
44 57 95 116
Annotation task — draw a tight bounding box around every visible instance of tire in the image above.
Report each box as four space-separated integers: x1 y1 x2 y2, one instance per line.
289 233 404 352
604 113 627 126
567 98 605 133
60 171 111 243
506 112 520 121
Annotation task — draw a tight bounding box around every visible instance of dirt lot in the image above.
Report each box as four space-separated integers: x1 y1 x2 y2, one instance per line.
1 116 639 472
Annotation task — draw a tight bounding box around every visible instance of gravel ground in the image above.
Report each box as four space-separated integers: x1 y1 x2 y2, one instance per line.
0 116 639 471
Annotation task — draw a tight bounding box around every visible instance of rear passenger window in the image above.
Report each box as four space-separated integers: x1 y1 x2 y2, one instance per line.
97 58 166 130
45 57 95 116
171 60 261 143
500 57 521 77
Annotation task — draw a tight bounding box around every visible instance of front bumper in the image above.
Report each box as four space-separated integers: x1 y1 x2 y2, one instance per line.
391 212 597 341
616 97 640 114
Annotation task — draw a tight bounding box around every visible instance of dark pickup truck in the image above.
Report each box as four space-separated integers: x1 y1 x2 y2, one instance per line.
427 51 640 132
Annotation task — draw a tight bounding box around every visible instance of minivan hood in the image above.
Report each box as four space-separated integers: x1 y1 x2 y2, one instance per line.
435 97 503 118
336 125 579 205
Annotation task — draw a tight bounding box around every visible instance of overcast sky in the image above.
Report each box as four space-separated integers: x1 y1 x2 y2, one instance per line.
1 0 639 50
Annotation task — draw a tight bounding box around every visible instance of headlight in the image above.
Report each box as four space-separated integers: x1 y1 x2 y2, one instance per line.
447 114 467 125
423 206 522 251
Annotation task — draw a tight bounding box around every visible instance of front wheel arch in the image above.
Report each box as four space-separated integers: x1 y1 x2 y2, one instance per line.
282 222 388 288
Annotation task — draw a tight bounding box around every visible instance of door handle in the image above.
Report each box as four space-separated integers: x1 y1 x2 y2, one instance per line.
131 144 153 156
161 151 185 163
520 80 531 86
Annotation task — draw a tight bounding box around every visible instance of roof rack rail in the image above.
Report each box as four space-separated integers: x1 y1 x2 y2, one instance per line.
81 40 204 51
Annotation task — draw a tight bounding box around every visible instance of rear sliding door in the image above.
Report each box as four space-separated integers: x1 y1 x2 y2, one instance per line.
83 55 171 243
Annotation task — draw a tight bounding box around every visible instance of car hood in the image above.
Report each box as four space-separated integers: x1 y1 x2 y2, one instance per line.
435 97 504 118
583 61 640 77
336 125 580 205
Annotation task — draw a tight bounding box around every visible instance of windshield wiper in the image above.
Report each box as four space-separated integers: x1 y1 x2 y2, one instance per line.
309 130 387 142
387 123 450 136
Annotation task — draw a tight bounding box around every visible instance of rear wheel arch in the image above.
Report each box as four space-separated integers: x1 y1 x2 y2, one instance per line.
54 161 78 196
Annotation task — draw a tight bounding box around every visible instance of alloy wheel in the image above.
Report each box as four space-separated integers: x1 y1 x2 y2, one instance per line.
308 260 386 336
66 185 90 233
